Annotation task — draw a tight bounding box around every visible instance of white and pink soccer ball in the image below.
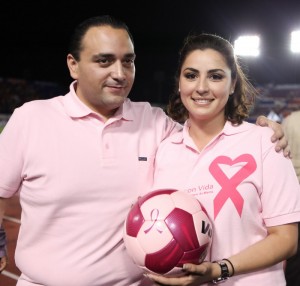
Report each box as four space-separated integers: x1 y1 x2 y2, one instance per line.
123 189 213 277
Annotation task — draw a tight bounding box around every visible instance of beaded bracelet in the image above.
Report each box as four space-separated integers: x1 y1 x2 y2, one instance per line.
222 258 235 277
212 261 230 284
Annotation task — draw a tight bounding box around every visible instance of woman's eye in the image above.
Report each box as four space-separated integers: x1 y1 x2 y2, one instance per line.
211 74 223 80
185 73 197 80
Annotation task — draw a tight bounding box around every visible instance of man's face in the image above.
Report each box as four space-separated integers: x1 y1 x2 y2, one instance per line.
67 25 136 120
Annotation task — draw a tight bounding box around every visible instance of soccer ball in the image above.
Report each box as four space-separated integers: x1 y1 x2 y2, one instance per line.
123 189 213 277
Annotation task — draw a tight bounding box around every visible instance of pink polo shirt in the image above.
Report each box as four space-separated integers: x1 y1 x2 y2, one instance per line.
0 82 181 286
153 121 300 286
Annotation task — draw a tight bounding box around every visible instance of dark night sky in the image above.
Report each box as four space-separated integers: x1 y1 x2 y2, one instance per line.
1 0 300 103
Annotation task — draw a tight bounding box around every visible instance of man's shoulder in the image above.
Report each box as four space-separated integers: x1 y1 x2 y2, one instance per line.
282 110 300 126
289 110 300 120
18 96 63 110
125 99 168 118
11 96 65 122
127 99 164 111
125 99 182 133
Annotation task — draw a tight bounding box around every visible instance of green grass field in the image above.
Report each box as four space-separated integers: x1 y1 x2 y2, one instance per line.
0 116 9 133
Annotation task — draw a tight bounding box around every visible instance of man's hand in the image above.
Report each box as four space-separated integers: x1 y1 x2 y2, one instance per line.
0 255 8 273
256 115 290 157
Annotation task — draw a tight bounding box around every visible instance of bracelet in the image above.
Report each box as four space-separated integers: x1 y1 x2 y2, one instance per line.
222 258 235 277
212 261 230 284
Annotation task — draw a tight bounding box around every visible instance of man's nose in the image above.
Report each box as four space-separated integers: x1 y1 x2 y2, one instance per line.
110 62 126 81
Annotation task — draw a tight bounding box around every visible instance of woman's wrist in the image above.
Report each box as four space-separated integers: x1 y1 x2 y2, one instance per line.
222 258 235 276
211 258 235 284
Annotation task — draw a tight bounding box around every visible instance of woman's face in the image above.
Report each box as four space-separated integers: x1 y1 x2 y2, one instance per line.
179 48 235 124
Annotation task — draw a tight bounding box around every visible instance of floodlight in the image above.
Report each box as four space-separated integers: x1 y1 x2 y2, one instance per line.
291 30 300 53
234 35 260 57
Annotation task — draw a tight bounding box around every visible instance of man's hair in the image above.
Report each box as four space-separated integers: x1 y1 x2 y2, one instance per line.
68 15 134 61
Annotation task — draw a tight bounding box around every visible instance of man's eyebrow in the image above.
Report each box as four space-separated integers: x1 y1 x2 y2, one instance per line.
124 53 136 58
92 53 136 59
92 53 114 60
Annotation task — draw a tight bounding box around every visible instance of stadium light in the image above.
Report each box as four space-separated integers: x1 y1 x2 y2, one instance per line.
291 30 300 53
234 35 260 57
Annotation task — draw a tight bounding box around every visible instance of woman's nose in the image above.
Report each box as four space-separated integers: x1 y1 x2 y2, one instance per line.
196 78 209 94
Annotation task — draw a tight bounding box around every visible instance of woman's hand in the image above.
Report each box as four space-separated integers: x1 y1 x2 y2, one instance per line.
146 261 218 286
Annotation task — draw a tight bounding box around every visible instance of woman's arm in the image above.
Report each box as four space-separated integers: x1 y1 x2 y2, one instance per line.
147 223 298 285
228 223 298 275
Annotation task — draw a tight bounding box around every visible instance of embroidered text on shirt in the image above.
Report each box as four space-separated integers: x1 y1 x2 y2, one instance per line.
138 157 147 161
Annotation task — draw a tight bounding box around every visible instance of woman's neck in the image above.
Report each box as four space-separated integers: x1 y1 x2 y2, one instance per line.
188 116 226 151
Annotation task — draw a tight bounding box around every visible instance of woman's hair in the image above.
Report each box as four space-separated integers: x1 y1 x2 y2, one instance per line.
167 33 257 124
68 15 134 61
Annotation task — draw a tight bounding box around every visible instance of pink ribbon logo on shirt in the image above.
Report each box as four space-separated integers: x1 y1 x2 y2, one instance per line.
209 154 257 219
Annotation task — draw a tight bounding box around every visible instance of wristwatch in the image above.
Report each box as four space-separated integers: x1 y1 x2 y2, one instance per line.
212 261 230 284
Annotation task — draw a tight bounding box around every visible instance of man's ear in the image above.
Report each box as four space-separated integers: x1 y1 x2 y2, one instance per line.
67 54 79 79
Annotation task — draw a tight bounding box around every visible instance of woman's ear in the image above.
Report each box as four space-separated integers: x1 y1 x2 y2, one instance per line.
230 79 237 95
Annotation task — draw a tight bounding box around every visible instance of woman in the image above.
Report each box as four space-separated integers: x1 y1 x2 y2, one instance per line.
148 34 300 285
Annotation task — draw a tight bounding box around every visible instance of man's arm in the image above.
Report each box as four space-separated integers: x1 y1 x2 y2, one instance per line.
0 227 8 273
256 115 290 157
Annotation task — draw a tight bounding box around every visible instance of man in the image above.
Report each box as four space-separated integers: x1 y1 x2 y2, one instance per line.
282 110 300 286
0 15 289 286
282 111 300 181
0 226 7 273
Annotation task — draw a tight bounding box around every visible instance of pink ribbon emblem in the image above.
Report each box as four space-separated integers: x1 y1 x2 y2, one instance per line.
209 154 257 219
144 208 163 234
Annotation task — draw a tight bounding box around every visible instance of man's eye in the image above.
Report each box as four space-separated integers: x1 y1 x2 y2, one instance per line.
123 59 135 66
97 59 108 64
